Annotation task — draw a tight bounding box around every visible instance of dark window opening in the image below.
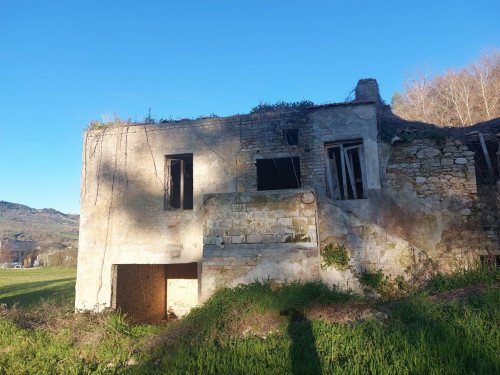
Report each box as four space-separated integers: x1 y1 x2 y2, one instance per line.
165 154 193 210
283 128 299 145
325 141 366 200
257 157 301 190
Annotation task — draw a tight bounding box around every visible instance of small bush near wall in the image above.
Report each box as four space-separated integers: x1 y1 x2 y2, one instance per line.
321 243 348 270
359 269 386 290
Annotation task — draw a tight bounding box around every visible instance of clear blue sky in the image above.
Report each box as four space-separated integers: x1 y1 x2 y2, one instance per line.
0 0 499 214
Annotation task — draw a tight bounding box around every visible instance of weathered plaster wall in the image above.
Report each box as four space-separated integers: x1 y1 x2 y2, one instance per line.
317 194 419 292
201 189 319 300
76 119 240 311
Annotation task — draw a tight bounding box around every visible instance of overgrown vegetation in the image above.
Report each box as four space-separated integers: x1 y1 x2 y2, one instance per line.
428 264 500 292
359 269 387 290
0 266 499 374
250 100 314 114
321 243 348 270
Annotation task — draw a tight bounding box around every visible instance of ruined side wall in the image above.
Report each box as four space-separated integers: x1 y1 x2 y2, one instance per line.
201 189 319 301
76 119 240 311
381 139 495 269
318 138 498 291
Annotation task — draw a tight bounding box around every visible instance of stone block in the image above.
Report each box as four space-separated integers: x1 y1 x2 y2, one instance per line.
415 176 426 184
246 234 263 244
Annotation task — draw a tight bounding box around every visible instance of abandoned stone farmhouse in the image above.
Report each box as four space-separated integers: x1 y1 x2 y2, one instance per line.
75 79 500 322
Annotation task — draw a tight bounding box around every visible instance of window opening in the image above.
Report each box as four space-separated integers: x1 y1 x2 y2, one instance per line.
325 141 366 200
165 154 193 210
257 157 301 191
283 128 299 145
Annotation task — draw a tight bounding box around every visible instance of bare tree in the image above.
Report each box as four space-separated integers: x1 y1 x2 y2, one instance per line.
393 50 500 127
0 249 14 264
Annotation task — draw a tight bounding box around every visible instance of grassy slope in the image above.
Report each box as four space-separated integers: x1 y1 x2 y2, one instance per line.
0 267 499 374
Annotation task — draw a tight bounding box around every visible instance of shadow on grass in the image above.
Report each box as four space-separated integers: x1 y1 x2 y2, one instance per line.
286 310 322 375
0 278 76 307
379 294 500 374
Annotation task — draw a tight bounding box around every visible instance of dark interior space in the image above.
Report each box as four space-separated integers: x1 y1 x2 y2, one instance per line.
165 153 193 210
283 128 299 145
257 157 301 190
113 262 198 323
166 262 197 279
326 140 365 200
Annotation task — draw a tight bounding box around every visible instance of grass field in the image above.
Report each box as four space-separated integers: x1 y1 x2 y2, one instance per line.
0 266 499 374
0 267 76 306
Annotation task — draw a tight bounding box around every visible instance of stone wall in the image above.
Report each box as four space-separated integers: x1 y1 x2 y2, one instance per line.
385 139 476 209
236 103 380 195
316 138 499 292
201 189 319 300
203 189 317 246
317 194 418 292
381 138 495 270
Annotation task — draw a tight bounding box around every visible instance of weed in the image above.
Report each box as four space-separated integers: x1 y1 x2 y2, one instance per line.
321 243 349 270
359 269 386 290
108 308 131 336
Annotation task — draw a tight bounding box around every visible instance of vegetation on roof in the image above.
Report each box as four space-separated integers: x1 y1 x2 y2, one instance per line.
250 100 314 114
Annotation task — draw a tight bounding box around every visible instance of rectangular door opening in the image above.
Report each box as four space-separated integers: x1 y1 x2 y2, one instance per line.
113 263 198 323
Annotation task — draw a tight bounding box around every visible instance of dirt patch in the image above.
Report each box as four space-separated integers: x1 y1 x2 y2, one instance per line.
143 320 194 350
227 310 285 339
428 284 499 303
307 300 378 323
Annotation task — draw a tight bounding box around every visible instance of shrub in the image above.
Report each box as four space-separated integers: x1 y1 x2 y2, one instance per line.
250 100 314 114
321 243 349 270
360 269 386 289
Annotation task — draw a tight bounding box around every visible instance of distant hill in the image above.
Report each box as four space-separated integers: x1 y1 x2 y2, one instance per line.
0 201 79 260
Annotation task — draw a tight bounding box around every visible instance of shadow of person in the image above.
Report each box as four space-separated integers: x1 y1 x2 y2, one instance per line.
287 309 322 374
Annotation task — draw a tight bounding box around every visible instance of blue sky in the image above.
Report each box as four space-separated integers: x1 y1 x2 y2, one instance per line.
0 0 499 214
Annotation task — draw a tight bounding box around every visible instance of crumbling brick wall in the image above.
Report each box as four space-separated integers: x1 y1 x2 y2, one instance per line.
113 264 166 323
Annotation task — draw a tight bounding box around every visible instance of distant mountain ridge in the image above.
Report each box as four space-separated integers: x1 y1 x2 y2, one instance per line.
0 200 79 253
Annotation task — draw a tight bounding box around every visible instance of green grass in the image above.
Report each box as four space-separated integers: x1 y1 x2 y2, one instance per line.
0 267 499 374
0 267 76 306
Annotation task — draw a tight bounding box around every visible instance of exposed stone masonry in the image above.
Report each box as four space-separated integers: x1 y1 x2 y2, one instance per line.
203 190 317 246
386 139 477 217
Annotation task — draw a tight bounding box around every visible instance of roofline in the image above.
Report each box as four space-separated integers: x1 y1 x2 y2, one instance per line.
306 100 376 109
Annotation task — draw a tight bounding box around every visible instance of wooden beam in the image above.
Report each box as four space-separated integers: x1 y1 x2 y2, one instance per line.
358 148 367 198
343 149 357 199
180 159 185 210
164 158 172 209
325 149 335 198
478 133 494 179
339 145 348 200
